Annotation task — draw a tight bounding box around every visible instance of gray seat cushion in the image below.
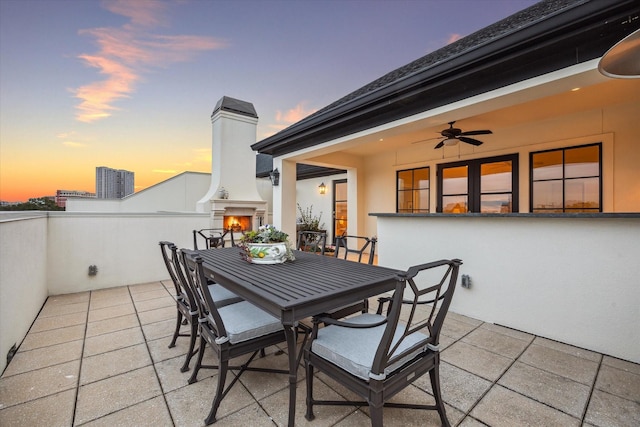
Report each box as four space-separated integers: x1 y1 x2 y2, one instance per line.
208 283 242 307
216 301 283 344
311 313 429 381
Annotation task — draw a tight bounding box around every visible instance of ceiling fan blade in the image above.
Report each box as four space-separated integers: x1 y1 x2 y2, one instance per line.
434 140 445 149
411 136 442 144
459 129 492 136
459 136 484 146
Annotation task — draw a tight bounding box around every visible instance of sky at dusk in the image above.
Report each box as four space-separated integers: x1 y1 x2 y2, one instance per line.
0 0 538 202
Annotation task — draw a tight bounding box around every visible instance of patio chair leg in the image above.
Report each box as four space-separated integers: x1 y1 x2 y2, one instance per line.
168 310 183 348
205 360 228 425
188 334 206 384
429 359 450 427
304 361 315 421
369 403 384 427
180 317 198 372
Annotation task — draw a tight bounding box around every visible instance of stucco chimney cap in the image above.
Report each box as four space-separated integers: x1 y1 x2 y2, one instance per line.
212 96 258 118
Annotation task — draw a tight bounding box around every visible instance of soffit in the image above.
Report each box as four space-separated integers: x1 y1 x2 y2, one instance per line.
310 75 639 158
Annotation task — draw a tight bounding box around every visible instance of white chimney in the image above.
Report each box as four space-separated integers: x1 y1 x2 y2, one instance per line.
197 96 267 234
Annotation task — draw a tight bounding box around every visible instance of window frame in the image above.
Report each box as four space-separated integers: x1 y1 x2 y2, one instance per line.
436 154 519 213
529 142 602 213
396 166 430 213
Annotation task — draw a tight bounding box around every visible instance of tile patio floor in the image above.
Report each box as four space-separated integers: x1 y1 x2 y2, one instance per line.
1 280 639 426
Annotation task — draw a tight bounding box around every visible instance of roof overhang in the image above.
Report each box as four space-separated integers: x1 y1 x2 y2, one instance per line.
252 0 640 157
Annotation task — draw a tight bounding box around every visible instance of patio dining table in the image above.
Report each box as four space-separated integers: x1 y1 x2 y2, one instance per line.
196 247 402 427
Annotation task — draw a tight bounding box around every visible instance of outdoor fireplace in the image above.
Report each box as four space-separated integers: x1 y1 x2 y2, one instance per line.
224 215 252 232
197 96 269 246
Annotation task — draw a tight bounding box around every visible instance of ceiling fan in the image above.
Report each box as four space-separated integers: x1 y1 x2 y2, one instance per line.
433 121 492 149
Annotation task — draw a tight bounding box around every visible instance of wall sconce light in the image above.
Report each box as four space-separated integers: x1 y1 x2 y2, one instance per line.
269 168 280 186
318 182 326 195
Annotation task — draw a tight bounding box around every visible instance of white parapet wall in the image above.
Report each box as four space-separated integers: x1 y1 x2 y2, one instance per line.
46 212 210 294
375 214 640 364
0 213 49 375
0 211 210 374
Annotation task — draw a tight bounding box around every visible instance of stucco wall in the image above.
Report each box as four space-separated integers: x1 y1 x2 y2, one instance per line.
0 214 48 374
376 215 640 364
296 174 346 243
67 172 211 213
46 212 209 294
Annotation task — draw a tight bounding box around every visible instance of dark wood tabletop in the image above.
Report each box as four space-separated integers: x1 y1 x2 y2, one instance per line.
196 248 402 324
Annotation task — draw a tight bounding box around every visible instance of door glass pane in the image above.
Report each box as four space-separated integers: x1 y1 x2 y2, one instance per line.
533 181 562 210
565 178 600 210
414 189 429 211
442 196 468 213
442 166 468 195
565 145 599 178
481 161 512 193
481 194 512 213
335 182 347 200
413 168 429 189
397 190 413 212
334 201 347 237
532 151 562 180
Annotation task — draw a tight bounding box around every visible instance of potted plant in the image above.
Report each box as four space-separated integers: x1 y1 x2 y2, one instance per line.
296 204 327 252
296 203 325 233
238 224 295 264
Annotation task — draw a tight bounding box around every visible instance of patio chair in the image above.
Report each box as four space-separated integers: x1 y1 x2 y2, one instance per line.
326 234 378 319
297 230 327 255
180 249 299 425
193 228 236 249
334 234 377 264
304 258 462 427
159 241 242 373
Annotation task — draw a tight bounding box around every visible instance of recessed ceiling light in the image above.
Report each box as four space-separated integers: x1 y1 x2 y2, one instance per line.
571 87 581 92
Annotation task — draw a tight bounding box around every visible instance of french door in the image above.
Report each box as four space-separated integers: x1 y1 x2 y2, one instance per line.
333 180 347 241
437 154 519 213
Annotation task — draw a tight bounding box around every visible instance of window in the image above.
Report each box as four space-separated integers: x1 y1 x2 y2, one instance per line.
530 143 601 213
437 154 518 213
397 167 429 213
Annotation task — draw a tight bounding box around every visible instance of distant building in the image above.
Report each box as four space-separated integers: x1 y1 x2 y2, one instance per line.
55 190 96 208
96 166 134 199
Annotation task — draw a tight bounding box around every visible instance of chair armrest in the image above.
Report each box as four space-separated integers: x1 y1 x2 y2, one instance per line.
312 314 387 329
375 296 393 315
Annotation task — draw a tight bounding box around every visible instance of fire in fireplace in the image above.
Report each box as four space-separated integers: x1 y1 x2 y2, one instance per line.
223 216 252 232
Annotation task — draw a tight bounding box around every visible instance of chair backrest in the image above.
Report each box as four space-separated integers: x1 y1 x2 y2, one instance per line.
160 241 198 311
297 231 327 255
371 259 461 378
180 249 228 339
334 235 377 264
193 228 235 249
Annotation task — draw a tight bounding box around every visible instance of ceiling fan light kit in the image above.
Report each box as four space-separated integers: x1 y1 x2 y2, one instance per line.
443 138 459 146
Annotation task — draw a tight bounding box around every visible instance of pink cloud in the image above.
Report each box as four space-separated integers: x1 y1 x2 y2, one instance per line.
259 102 317 138
102 0 169 28
73 1 226 122
276 102 316 124
447 33 463 44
